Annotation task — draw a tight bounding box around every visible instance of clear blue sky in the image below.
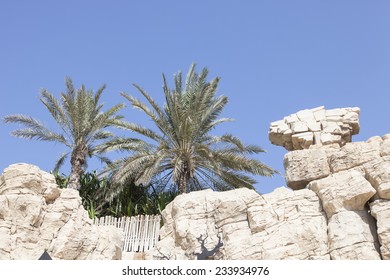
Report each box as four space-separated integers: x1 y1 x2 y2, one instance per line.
1 1 390 194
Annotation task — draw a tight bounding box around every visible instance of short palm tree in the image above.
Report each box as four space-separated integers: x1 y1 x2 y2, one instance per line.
3 78 124 190
103 64 277 194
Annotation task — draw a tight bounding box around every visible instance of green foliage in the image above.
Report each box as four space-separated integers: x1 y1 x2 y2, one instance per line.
53 171 176 219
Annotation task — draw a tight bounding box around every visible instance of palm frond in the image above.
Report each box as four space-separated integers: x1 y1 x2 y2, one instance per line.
115 121 164 142
53 152 69 173
112 153 157 186
96 137 151 153
4 114 68 144
40 89 71 135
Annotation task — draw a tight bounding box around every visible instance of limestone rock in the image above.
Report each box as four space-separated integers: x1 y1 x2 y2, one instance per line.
264 106 390 260
269 106 360 150
380 138 390 156
284 149 330 190
308 169 376 218
147 187 329 260
0 163 123 260
364 157 390 199
370 200 390 260
328 141 381 173
327 211 380 260
291 132 313 150
284 137 382 190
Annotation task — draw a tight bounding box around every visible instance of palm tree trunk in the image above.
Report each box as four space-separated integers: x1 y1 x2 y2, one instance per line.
178 175 187 194
68 164 82 190
177 163 189 194
67 144 87 190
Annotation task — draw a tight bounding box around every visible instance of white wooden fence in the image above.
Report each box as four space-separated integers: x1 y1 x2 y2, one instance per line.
94 215 161 252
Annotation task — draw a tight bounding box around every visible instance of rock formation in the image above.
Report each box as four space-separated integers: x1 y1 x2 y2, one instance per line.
269 106 360 150
148 107 390 260
0 163 123 260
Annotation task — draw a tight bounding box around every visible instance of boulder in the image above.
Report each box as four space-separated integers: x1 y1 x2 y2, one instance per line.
327 211 380 260
364 157 390 199
328 141 381 173
0 163 123 260
308 169 376 218
283 131 383 191
284 149 330 190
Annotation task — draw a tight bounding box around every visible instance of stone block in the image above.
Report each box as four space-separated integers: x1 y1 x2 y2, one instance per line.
268 107 360 150
291 121 309 134
291 132 314 150
364 157 390 199
328 141 381 173
322 122 342 134
320 133 341 145
284 149 330 190
296 109 315 121
380 139 390 156
325 108 347 117
306 120 321 132
328 211 380 260
308 169 376 218
284 114 299 124
313 108 326 121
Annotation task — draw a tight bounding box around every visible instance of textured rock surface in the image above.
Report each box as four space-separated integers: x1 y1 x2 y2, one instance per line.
146 187 329 260
273 107 390 259
284 136 384 190
327 211 380 260
269 106 360 150
308 169 376 218
0 163 123 260
284 149 330 190
364 157 390 199
370 200 390 259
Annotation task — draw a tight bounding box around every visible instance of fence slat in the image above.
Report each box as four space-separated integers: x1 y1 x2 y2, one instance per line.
94 214 161 252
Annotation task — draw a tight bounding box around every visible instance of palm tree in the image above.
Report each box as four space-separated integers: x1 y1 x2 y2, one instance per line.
3 78 124 190
103 64 277 194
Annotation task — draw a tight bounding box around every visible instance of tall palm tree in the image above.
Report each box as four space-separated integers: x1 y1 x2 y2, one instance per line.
103 64 277 194
3 78 124 190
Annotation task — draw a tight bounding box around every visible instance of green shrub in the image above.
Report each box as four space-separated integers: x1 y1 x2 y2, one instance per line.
53 171 177 219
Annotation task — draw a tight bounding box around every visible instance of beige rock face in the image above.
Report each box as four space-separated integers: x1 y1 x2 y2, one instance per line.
364 157 390 199
284 139 384 191
328 141 381 173
284 149 330 190
268 106 390 260
327 211 380 260
147 187 329 260
370 200 390 259
0 163 123 260
308 169 376 218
